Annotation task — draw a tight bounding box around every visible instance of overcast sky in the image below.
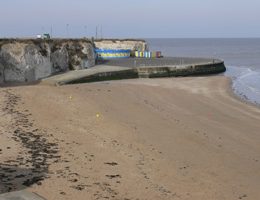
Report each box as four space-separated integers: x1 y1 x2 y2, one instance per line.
0 0 259 38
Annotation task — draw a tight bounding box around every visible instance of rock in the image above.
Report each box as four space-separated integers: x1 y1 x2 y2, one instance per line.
0 62 4 83
50 45 69 73
24 43 52 81
0 39 96 83
94 39 148 51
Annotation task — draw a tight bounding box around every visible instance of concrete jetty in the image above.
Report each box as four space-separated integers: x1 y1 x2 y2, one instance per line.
41 65 137 85
42 57 226 85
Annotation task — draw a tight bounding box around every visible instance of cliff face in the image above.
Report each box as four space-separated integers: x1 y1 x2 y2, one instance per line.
94 39 148 51
0 39 95 83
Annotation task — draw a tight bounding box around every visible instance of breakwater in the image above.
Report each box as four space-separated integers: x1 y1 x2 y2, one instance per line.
42 58 226 85
99 57 226 78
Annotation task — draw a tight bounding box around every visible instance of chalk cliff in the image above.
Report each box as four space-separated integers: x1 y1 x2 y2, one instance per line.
94 39 147 51
0 39 95 83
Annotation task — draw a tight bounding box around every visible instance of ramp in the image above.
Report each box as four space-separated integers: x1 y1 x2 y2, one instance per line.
0 190 46 200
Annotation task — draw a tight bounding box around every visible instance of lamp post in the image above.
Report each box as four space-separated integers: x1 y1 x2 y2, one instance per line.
101 25 103 39
50 25 53 38
66 24 69 38
84 25 87 37
95 26 98 39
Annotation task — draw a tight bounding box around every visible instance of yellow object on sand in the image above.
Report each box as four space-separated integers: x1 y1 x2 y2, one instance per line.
96 114 100 118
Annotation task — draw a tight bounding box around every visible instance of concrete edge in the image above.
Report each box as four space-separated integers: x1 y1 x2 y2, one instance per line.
41 61 226 86
0 190 46 200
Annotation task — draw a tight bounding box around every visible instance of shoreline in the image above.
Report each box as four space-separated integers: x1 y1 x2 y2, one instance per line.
0 75 260 199
225 75 260 109
223 65 260 108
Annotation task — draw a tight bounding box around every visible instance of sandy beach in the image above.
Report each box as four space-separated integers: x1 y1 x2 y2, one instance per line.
1 75 260 200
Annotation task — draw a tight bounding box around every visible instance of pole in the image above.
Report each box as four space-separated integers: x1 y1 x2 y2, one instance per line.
95 26 98 39
66 24 69 38
101 25 103 39
50 25 53 38
84 25 87 37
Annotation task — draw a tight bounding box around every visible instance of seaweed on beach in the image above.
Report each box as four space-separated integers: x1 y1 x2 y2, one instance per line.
0 89 59 193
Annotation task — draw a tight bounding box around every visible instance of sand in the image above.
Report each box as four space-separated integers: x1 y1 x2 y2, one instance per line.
0 76 260 200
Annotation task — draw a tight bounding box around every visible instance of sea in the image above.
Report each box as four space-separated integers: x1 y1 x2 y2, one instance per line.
146 38 260 105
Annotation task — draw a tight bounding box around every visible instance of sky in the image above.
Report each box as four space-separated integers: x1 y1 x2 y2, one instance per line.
0 0 259 38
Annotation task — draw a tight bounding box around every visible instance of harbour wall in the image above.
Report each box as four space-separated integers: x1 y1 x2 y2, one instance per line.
41 58 226 86
64 59 226 85
98 57 226 78
136 61 226 78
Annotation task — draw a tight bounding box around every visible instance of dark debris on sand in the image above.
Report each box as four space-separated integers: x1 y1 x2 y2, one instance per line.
0 89 59 193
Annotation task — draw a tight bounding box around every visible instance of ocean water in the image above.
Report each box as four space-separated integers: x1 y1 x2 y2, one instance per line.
146 38 260 105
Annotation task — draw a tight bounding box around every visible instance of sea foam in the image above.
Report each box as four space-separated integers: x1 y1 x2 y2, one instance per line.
225 66 260 105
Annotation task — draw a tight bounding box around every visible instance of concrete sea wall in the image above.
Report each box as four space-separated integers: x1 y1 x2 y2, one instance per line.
136 61 226 78
55 61 226 85
42 58 226 86
98 57 226 78
0 39 95 83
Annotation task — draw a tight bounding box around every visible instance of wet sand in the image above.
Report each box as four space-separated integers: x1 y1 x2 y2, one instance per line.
0 76 260 200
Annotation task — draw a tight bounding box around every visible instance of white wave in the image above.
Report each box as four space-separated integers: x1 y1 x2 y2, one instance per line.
225 66 260 105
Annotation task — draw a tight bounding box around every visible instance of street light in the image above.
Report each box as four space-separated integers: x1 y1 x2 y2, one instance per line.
66 24 69 38
84 25 87 37
96 26 98 39
101 25 103 39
